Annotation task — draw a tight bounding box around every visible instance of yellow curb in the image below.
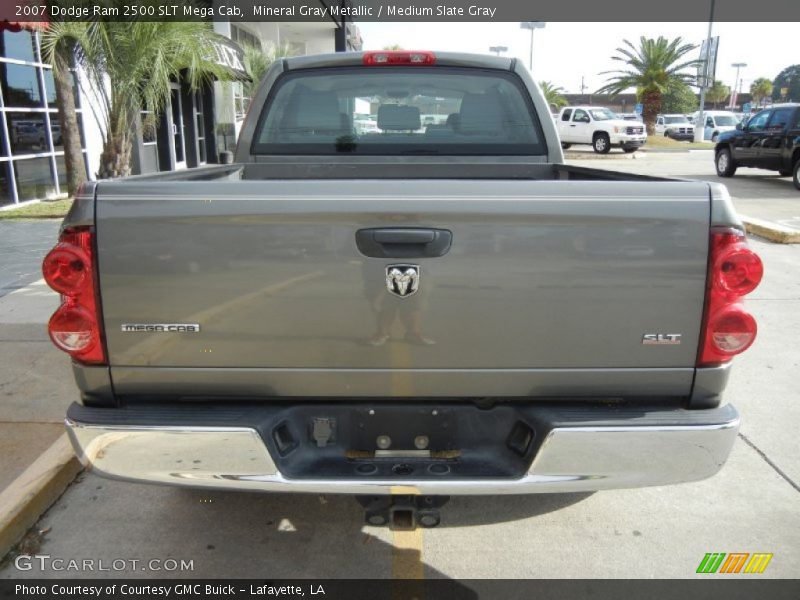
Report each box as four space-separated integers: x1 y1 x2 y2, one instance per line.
0 433 81 557
740 216 800 244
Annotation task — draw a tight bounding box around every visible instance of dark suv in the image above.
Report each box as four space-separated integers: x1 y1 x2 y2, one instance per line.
714 103 800 190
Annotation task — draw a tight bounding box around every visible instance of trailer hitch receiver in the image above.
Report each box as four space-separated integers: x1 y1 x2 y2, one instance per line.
356 495 450 529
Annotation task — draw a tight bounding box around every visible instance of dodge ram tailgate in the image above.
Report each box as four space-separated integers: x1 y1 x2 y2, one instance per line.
95 178 711 399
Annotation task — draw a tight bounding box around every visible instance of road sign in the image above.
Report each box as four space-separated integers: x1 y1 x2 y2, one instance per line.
634 103 643 115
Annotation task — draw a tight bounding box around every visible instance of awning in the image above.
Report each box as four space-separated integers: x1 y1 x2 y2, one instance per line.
208 37 249 80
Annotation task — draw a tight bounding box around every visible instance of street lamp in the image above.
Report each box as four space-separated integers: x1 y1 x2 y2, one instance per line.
520 21 546 72
730 62 747 108
694 0 716 143
489 45 508 56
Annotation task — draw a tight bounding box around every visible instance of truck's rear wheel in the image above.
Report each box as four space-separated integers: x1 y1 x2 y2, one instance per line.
593 133 610 154
793 159 800 190
715 148 737 177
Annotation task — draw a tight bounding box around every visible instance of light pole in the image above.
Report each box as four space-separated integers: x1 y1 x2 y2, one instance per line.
694 0 716 142
520 21 546 72
489 45 508 56
730 62 747 108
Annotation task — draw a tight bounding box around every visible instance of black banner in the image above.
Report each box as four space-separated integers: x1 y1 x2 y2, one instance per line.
3 0 800 23
2 580 800 600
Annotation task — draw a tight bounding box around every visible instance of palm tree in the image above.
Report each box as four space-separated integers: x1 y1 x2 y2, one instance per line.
43 19 239 179
38 23 86 197
750 78 773 107
706 80 730 109
539 81 567 111
596 37 700 135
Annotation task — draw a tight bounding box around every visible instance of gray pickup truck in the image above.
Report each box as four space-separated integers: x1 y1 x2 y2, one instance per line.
44 51 763 525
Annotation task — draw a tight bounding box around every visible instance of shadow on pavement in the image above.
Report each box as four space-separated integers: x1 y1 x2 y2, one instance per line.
440 493 594 527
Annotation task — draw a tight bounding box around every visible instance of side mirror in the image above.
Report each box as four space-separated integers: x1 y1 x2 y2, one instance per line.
736 122 743 131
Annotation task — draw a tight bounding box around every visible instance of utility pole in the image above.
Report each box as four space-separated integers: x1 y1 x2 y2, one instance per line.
694 0 716 142
580 76 587 103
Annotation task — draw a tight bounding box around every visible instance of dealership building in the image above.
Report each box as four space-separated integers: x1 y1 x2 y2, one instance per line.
0 8 362 207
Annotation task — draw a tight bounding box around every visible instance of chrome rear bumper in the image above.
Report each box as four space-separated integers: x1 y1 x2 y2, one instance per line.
65 403 740 495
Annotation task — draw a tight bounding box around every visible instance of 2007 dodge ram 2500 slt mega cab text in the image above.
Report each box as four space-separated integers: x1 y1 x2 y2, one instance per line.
45 51 763 525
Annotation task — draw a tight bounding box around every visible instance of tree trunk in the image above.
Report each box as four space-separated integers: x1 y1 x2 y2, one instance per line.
641 89 661 136
98 129 132 179
52 45 86 197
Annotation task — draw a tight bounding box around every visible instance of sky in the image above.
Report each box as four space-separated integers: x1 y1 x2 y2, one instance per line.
356 22 795 95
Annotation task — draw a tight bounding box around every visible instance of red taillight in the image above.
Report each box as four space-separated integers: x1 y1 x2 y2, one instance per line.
698 228 763 366
42 242 90 295
363 51 436 66
42 227 106 365
713 245 763 296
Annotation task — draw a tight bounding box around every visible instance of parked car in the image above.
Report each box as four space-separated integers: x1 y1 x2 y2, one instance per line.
12 125 45 149
714 103 800 189
47 51 760 526
50 123 63 145
556 106 646 153
655 114 695 141
691 111 740 142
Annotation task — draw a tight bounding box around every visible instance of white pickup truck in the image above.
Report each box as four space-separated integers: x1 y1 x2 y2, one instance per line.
556 106 647 153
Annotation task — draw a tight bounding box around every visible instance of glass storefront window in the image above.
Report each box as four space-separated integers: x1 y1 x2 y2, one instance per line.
195 91 206 164
41 69 80 109
0 162 11 206
51 115 63 151
1 29 87 204
1 63 43 107
12 157 56 201
51 113 85 152
42 68 57 108
0 123 7 157
141 110 157 144
6 112 48 155
1 30 37 63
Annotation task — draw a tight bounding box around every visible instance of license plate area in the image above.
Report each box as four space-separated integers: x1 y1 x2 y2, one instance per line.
260 403 538 480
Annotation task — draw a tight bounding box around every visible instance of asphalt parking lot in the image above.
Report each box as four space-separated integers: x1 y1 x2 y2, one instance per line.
0 220 61 298
1 150 798 580
568 148 800 230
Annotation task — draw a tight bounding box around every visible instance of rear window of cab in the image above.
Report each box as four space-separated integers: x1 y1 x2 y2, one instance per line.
251 67 546 156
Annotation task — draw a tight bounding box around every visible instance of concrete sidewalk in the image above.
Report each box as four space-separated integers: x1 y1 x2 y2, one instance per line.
0 279 81 556
0 280 73 489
